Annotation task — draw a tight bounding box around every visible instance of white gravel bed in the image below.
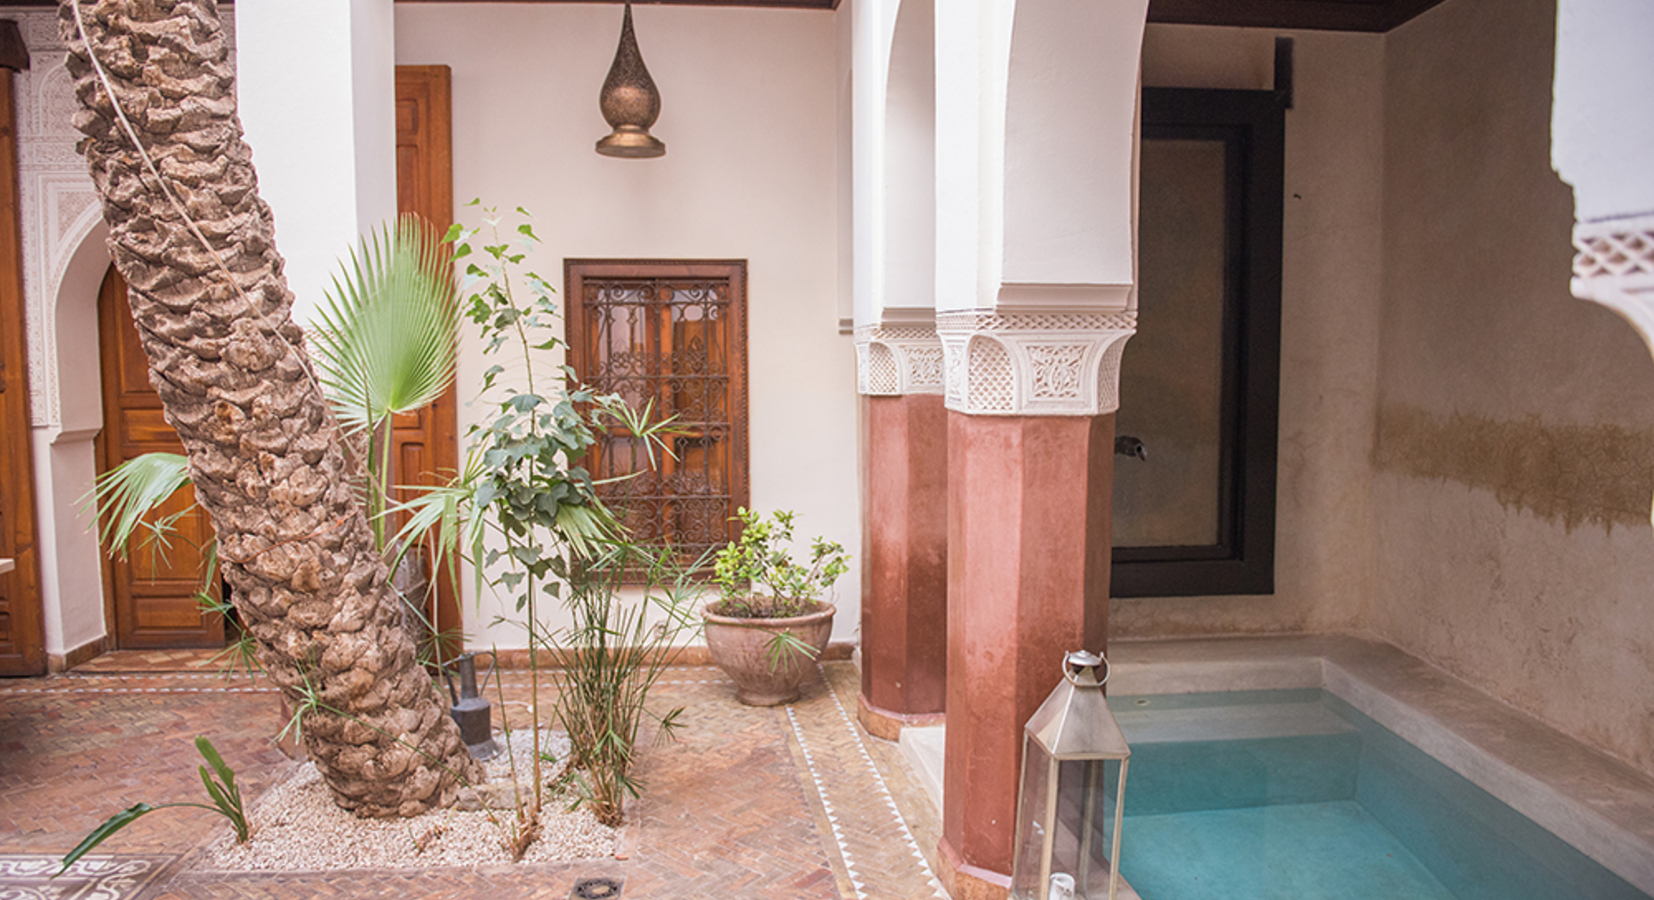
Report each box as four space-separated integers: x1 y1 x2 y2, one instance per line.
199 730 616 870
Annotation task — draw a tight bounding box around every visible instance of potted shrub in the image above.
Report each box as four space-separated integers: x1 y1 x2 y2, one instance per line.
704 508 850 706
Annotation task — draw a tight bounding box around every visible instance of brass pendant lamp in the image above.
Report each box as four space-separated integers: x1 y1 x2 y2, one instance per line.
596 3 666 158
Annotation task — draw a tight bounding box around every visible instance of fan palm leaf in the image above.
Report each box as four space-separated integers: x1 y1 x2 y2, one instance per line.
310 214 460 434
86 452 194 560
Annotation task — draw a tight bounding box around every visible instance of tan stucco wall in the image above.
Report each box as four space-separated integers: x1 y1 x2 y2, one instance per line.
1121 1 1654 775
1374 0 1654 774
1114 25 1385 637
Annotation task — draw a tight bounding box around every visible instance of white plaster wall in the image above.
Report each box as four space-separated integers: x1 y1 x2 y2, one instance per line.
32 224 117 658
237 0 397 324
395 4 857 648
1112 24 1385 638
350 0 399 232
1375 0 1654 774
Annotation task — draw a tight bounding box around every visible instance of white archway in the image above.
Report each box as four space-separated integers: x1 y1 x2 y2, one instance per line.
999 0 1146 310
30 221 110 663
1553 2 1654 366
881 0 935 321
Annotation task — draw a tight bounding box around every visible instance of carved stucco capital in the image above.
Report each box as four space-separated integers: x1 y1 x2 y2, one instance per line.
935 310 1137 417
854 323 945 396
1572 214 1654 361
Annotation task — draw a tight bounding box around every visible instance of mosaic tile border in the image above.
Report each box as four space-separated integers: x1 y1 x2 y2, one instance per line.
0 853 174 900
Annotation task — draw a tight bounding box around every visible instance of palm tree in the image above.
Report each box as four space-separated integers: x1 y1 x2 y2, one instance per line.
61 0 477 815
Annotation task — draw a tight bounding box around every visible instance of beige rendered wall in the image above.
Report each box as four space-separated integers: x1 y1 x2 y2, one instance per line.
1374 0 1654 774
394 5 859 647
1113 25 1385 637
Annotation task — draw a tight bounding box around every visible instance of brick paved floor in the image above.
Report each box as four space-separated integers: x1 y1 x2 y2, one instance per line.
0 657 950 900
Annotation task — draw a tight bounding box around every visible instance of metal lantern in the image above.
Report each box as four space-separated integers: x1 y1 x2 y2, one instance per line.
596 2 666 158
1011 650 1131 900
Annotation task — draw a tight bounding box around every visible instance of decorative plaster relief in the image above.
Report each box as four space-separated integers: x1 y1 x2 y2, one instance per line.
12 10 234 429
854 322 945 396
1573 214 1654 363
936 310 1136 416
15 9 92 430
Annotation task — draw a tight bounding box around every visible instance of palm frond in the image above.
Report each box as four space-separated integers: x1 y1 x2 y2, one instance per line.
310 214 461 433
85 452 193 560
554 502 620 559
387 461 489 584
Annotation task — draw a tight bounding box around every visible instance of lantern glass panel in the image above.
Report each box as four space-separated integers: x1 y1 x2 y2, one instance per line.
1075 759 1125 899
1012 738 1055 899
1014 751 1127 900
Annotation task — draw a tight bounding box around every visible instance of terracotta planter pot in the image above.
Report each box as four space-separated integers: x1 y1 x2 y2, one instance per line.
702 601 835 706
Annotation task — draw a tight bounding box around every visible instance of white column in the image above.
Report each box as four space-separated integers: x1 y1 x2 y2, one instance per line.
999 0 1145 311
931 0 992 314
852 0 901 328
235 0 397 324
853 0 944 395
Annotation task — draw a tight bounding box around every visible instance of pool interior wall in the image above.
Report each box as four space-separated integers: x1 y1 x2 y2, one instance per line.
1109 689 1652 900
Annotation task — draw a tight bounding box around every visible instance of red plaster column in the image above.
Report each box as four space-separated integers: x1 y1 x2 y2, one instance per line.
938 411 1113 898
858 392 949 739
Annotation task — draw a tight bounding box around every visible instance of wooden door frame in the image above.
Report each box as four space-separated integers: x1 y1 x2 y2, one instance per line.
563 258 752 563
394 64 461 655
0 55 45 676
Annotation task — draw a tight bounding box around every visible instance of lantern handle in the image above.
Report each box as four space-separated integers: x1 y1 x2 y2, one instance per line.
1062 649 1110 687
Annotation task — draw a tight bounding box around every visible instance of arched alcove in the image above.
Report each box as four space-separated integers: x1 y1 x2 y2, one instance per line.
54 222 110 433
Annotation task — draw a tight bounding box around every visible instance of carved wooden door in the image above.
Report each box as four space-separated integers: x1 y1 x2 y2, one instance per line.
98 267 224 648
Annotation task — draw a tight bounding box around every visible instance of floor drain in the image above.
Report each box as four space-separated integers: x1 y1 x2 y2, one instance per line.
571 876 624 899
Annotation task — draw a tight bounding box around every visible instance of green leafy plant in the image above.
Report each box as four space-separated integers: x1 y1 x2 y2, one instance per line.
88 451 191 559
57 737 248 876
551 544 702 825
389 202 682 830
712 508 849 619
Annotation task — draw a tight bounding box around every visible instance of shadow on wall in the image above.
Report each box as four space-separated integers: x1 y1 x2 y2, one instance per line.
1374 405 1654 533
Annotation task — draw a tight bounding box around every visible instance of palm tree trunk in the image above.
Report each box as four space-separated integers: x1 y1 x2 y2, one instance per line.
61 0 478 816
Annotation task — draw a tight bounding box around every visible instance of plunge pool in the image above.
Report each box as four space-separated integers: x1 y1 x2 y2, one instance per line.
1106 688 1652 900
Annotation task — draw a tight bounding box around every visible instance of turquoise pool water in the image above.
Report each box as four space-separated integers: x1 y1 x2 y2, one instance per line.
1106 689 1650 900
